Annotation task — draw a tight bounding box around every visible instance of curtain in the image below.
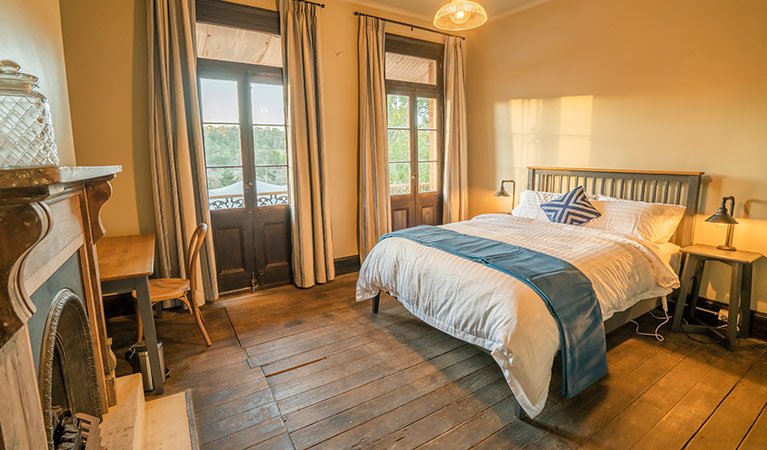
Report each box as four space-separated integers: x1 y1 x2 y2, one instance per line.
442 36 469 224
279 0 335 288
147 0 218 304
357 16 390 262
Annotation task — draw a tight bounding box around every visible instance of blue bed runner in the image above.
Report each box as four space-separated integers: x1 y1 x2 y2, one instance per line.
381 225 608 398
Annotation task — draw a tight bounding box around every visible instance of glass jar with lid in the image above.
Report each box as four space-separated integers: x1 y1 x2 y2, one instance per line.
0 59 59 168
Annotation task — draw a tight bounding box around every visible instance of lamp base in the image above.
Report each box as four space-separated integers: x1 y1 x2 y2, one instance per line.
716 244 737 252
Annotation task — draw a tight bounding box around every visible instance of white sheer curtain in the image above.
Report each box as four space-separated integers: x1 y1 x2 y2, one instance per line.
279 0 335 287
357 16 391 262
147 0 218 304
442 36 469 224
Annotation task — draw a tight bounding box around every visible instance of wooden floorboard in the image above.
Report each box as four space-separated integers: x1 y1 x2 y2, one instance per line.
106 273 767 450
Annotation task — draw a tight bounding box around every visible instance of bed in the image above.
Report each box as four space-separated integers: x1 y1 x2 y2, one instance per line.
356 167 703 418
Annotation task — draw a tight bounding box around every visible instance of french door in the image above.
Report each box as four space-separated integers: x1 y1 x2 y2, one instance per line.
198 61 291 293
387 90 444 230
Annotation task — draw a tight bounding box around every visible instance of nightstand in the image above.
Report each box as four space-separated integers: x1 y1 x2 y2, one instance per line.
671 244 763 350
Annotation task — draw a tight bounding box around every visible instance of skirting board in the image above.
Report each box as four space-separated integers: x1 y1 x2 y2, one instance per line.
669 296 767 342
334 255 361 276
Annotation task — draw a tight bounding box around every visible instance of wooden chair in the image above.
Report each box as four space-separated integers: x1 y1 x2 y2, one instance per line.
134 223 212 346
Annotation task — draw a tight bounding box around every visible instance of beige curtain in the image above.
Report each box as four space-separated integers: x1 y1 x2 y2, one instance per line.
147 0 218 303
357 16 390 262
443 36 469 223
279 0 335 288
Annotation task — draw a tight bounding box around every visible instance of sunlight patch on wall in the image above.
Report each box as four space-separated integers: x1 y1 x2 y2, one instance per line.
493 95 594 200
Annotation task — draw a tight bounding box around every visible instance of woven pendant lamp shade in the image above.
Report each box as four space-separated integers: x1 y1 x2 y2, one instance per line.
434 0 487 31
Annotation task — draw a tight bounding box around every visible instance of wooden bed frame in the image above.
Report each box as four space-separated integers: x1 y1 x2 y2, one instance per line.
369 167 703 415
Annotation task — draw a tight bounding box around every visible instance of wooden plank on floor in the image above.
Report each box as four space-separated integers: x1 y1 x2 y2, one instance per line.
258 317 436 374
265 321 448 387
630 342 767 450
248 432 295 450
269 329 455 401
201 416 287 450
281 341 476 423
365 376 512 449
740 404 767 450
419 395 521 450
195 388 275 426
296 354 497 449
245 310 413 366
240 300 402 351
199 401 281 445
685 349 767 450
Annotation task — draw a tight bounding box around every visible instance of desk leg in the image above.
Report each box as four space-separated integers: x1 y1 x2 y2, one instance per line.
672 255 697 332
739 263 753 338
726 263 743 351
136 276 164 395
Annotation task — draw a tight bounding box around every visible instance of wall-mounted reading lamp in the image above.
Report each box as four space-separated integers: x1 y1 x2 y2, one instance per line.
493 179 516 210
705 196 738 251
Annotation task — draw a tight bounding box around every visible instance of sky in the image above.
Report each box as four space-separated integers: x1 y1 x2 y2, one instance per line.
200 78 285 125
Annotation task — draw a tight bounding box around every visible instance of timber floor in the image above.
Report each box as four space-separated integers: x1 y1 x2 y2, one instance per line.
108 272 767 450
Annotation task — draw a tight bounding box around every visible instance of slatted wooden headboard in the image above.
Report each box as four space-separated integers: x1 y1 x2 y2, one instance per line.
526 167 704 246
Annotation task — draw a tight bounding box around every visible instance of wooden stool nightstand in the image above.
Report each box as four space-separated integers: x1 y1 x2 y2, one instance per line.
671 244 763 351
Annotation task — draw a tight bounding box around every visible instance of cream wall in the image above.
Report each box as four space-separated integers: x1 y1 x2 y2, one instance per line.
59 0 154 236
465 0 767 312
59 0 442 258
1 0 76 164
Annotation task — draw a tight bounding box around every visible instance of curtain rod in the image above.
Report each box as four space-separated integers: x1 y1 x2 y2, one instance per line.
354 11 466 40
297 0 325 7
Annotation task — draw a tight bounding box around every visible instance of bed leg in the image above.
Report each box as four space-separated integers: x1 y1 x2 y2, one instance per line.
372 293 380 314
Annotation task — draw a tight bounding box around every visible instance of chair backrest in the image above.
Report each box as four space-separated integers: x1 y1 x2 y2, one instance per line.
186 223 208 294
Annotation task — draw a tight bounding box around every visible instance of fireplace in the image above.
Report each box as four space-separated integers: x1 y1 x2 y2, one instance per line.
0 166 120 449
36 287 101 449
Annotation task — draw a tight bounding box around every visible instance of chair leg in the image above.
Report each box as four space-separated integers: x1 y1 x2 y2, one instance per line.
187 293 212 346
135 302 144 343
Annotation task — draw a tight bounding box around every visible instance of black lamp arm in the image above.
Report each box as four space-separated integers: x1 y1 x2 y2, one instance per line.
721 196 735 216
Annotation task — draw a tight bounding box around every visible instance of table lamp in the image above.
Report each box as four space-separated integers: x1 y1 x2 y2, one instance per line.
494 179 516 210
705 196 738 251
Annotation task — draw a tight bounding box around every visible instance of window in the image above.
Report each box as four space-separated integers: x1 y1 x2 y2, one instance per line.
196 1 288 210
385 35 444 197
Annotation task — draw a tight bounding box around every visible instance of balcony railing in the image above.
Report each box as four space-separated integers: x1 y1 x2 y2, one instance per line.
208 193 288 210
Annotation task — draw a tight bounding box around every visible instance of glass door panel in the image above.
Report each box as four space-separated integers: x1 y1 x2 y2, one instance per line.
387 94 411 195
251 82 288 206
416 97 439 193
200 78 245 210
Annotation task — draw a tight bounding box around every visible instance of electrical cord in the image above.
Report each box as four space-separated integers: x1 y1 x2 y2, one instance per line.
630 309 670 342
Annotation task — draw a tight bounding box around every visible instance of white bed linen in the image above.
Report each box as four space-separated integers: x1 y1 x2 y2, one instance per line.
356 214 680 417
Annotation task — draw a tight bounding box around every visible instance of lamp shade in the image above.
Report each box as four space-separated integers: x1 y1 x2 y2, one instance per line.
705 196 738 225
494 186 510 197
434 0 487 31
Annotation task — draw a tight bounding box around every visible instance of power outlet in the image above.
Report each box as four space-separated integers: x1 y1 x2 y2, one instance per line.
717 308 729 323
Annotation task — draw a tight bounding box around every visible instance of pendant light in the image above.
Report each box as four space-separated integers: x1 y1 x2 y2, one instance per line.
434 0 488 31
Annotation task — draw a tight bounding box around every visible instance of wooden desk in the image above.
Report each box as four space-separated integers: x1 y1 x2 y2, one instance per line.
671 244 763 351
97 235 164 394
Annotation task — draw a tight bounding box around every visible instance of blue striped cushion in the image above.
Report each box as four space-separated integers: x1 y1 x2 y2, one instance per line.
540 186 601 225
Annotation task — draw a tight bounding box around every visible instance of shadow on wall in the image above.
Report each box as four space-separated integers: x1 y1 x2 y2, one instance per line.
492 95 594 203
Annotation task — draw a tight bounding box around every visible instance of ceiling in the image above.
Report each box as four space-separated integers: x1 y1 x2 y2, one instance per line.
356 0 548 21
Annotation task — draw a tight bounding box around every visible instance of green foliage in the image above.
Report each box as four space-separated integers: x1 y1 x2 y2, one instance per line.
386 95 438 195
203 125 241 167
203 124 289 191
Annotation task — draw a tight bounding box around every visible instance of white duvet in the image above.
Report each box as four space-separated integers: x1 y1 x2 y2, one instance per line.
356 214 680 417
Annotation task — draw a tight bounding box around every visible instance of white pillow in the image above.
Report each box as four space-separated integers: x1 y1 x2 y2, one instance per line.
511 190 563 221
585 196 686 244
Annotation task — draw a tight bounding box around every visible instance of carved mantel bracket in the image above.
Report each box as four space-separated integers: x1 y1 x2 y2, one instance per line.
0 200 51 347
